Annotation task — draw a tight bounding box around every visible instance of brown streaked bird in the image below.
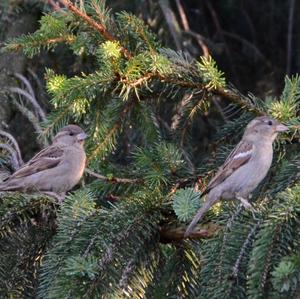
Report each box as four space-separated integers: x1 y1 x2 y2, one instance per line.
185 116 288 237
0 125 87 197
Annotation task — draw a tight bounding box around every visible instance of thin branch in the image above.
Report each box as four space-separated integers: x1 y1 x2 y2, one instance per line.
175 0 210 57
221 31 271 67
14 73 35 99
0 130 23 166
57 0 132 58
158 0 182 51
183 30 210 58
85 168 143 184
47 0 61 10
287 0 295 75
9 87 47 122
0 143 20 170
160 222 220 242
232 221 261 277
175 0 189 31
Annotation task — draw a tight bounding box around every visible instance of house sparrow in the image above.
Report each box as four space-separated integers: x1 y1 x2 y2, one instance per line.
0 125 87 197
185 116 288 237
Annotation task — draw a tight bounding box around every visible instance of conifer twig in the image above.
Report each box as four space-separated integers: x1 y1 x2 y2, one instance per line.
54 0 262 115
58 0 132 58
85 168 143 184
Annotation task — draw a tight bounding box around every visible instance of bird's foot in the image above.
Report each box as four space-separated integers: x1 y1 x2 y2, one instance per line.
236 196 258 220
42 191 66 203
237 196 252 209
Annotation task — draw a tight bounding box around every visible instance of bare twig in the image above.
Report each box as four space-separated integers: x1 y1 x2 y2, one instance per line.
14 73 35 99
158 0 182 51
9 87 47 122
221 31 271 67
47 0 61 11
85 168 143 184
0 130 23 166
171 92 194 131
183 30 210 58
205 0 239 85
175 0 210 57
287 0 295 75
0 143 21 170
175 0 189 31
160 222 219 242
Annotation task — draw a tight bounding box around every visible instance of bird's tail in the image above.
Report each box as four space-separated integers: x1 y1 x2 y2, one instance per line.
184 196 219 237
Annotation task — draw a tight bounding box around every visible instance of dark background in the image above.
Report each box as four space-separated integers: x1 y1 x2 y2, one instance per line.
0 0 298 156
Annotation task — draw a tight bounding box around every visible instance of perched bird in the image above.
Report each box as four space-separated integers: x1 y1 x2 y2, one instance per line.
0 125 87 198
185 116 288 236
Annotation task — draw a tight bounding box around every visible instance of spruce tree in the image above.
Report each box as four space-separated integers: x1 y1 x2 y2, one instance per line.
0 0 300 298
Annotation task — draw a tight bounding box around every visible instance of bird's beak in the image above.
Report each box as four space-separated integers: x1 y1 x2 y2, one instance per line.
275 123 289 132
76 132 88 141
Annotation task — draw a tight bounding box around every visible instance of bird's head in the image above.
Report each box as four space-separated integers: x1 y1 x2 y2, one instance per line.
244 116 288 142
53 125 87 146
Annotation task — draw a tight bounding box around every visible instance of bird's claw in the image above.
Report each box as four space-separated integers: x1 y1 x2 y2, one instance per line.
237 196 258 220
42 191 66 203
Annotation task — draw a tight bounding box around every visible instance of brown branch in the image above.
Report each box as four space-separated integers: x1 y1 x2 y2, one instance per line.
121 71 262 115
287 0 295 75
175 0 189 31
57 0 132 59
160 222 220 243
158 0 182 51
47 0 61 11
157 74 263 115
85 168 143 184
120 73 153 88
184 30 210 58
175 0 210 58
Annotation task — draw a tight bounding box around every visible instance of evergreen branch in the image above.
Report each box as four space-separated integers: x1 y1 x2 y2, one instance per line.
6 35 75 55
54 0 262 115
85 168 143 184
88 99 134 161
83 211 158 298
58 0 132 58
160 222 219 243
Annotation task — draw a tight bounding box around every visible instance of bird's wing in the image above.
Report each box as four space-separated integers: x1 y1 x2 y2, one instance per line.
9 145 64 179
204 141 254 194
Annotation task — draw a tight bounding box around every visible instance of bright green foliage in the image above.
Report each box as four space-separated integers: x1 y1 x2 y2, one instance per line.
1 0 300 298
197 56 226 90
172 188 202 222
272 253 300 294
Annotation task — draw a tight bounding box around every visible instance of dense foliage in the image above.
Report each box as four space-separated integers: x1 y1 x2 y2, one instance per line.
0 0 300 298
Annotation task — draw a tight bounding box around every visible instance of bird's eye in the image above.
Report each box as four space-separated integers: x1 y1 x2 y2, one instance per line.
69 132 74 136
268 120 273 126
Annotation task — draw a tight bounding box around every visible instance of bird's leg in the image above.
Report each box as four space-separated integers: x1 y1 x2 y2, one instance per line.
42 191 66 203
236 195 258 220
236 196 252 209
